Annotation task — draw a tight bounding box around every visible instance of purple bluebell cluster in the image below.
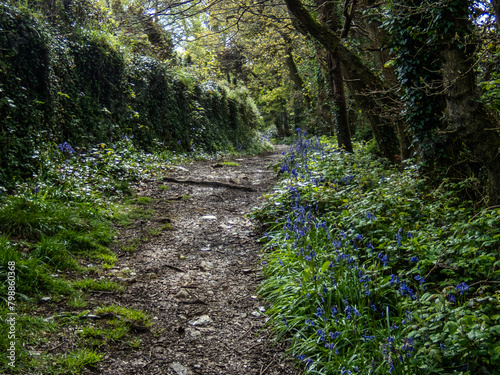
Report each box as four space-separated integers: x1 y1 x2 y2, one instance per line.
456 282 469 295
57 141 75 155
257 135 482 374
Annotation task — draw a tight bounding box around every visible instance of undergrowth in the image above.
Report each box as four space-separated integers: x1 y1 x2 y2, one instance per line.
251 131 500 374
0 136 268 373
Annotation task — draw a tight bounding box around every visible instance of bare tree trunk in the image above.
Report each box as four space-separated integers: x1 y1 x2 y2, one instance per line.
337 45 400 161
362 14 411 159
315 0 353 152
327 51 353 152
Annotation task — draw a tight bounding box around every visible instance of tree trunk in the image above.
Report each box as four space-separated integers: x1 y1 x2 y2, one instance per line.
441 3 500 205
337 44 400 161
315 0 353 152
284 0 400 161
362 14 411 159
327 51 353 152
283 40 312 110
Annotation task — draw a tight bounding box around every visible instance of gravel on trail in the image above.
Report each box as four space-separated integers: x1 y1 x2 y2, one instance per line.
93 147 301 375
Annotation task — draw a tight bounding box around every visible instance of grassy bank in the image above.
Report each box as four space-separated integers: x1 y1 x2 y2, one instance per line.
251 132 500 374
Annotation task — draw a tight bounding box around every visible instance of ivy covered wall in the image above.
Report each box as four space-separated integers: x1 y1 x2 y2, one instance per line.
0 4 262 185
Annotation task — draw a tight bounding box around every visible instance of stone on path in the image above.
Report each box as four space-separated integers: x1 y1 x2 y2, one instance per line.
189 314 213 326
170 362 193 375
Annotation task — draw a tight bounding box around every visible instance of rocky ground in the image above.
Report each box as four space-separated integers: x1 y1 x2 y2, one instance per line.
91 146 300 375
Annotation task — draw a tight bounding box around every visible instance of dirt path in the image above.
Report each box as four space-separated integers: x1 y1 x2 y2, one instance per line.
93 147 299 375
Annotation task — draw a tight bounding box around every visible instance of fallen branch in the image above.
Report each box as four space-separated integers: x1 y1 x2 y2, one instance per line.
163 177 256 192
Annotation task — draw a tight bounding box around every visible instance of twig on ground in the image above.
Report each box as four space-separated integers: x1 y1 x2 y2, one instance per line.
163 177 256 192
260 358 276 375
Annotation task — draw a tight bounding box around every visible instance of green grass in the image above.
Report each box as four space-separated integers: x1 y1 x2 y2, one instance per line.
96 304 151 325
73 278 123 292
56 349 103 373
0 198 87 241
222 161 240 167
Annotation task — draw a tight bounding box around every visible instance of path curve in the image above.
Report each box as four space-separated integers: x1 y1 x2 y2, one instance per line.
95 146 299 375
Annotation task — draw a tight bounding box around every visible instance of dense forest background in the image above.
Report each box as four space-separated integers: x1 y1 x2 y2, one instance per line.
0 0 500 205
2 0 500 205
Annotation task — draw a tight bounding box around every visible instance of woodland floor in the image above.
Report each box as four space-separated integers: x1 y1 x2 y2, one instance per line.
89 146 300 375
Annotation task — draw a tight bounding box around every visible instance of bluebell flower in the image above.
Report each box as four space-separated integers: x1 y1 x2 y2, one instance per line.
456 282 469 295
362 330 376 341
402 337 415 355
282 315 289 327
378 252 388 267
399 282 416 299
331 306 338 317
366 211 375 220
330 331 341 339
390 274 399 286
414 275 425 284
396 228 403 246
447 293 456 303
304 358 314 369
410 256 419 263
316 329 326 341
315 307 326 321
306 318 314 326
57 141 75 155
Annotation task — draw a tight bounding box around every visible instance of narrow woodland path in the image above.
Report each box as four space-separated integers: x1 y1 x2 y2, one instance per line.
93 146 299 375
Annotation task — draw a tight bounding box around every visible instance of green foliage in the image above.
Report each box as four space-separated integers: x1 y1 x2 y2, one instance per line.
251 134 500 374
0 3 265 188
0 134 176 374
